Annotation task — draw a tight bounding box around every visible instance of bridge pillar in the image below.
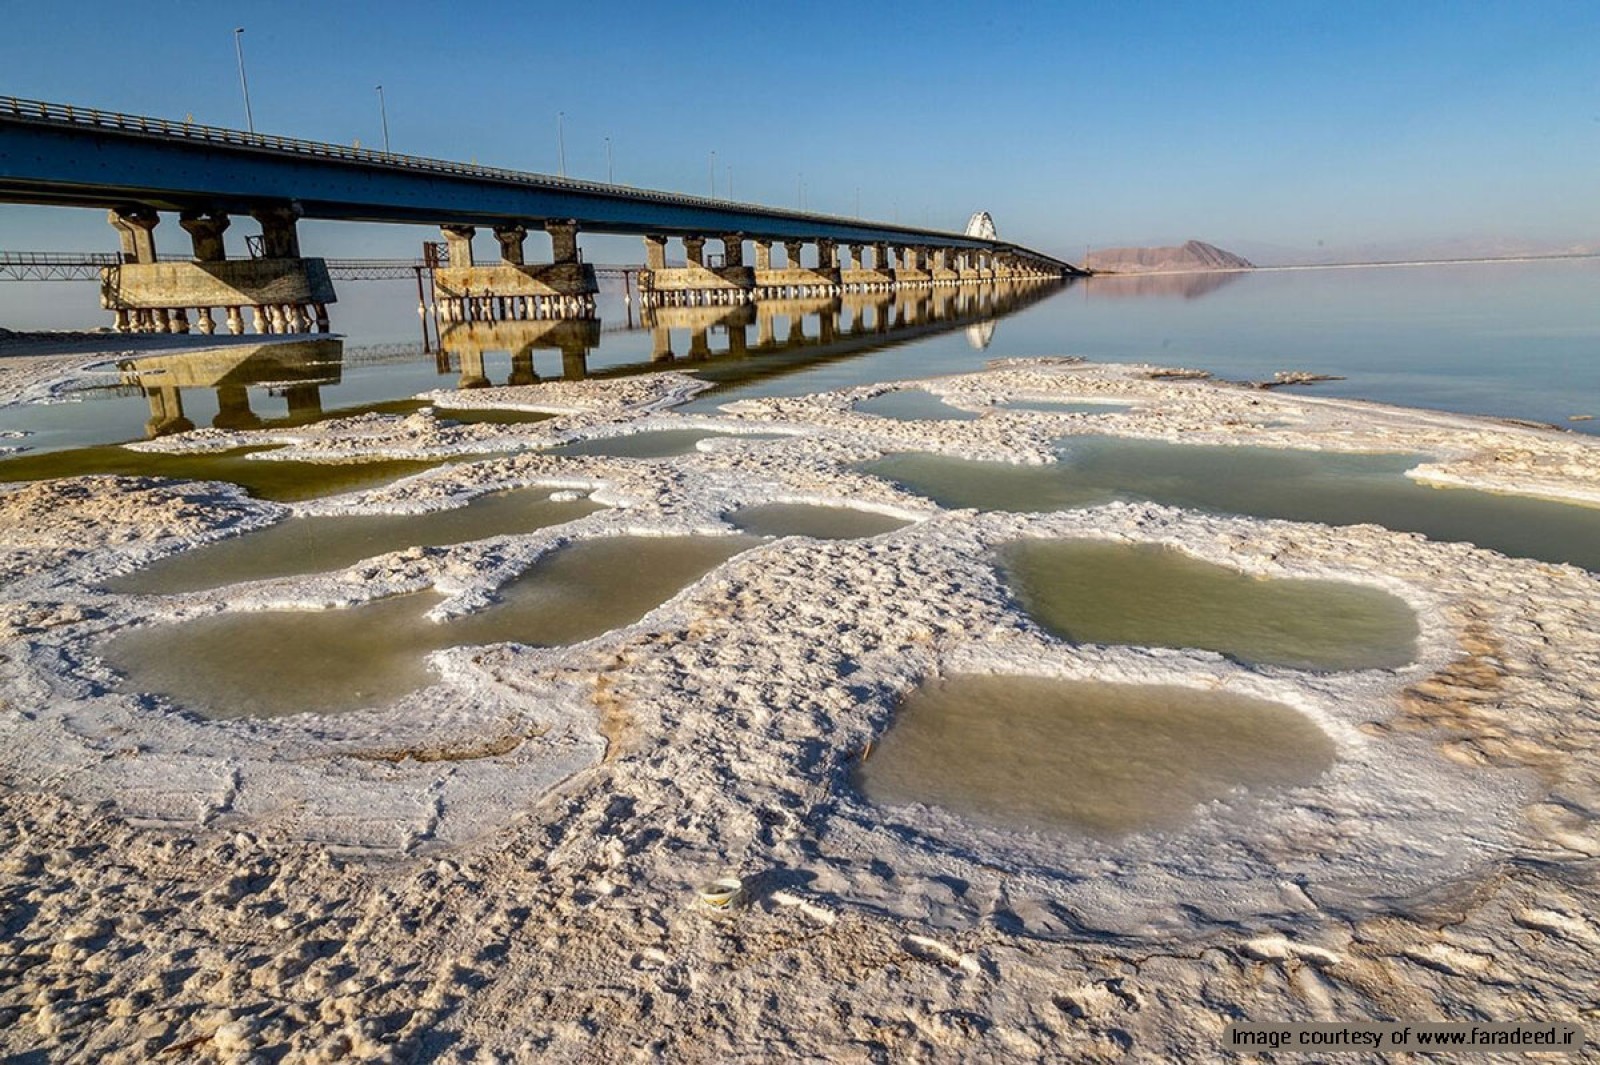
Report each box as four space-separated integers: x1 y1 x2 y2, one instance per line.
782 241 804 269
434 221 598 322
816 239 837 270
441 225 477 268
178 211 230 262
494 224 527 265
251 206 303 258
109 207 160 264
873 244 891 270
753 240 773 271
102 205 334 336
546 220 580 265
644 235 668 270
640 235 755 302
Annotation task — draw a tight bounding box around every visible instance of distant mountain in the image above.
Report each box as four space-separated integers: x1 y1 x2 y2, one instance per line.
1084 240 1253 274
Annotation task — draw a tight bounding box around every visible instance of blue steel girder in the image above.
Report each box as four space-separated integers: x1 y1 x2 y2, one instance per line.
0 100 1080 271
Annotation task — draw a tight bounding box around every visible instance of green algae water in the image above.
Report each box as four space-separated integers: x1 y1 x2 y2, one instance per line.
726 503 910 540
853 389 980 422
854 674 1336 836
999 539 1418 670
0 444 450 502
109 490 603 594
861 436 1600 571
104 534 755 718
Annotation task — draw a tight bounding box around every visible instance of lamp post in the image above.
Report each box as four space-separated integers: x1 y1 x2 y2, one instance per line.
375 84 390 154
557 111 566 177
605 136 613 183
709 150 716 198
233 28 254 134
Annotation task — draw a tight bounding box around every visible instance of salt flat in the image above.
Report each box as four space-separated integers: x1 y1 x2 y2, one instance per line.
2 356 1597 1061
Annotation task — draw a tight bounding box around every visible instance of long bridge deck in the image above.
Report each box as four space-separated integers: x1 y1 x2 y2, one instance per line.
0 96 1076 268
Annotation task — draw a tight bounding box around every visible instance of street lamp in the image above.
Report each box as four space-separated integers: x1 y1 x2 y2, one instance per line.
709 150 716 198
605 136 613 183
375 84 390 155
233 28 254 134
557 111 566 177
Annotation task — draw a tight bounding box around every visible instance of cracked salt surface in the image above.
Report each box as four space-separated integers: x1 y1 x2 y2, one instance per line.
3 358 1599 1058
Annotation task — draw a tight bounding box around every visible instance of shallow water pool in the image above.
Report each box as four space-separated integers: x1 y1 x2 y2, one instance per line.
104 534 755 718
0 444 454 502
725 503 910 540
109 490 603 594
853 390 981 422
861 436 1600 570
999 539 1418 670
854 674 1336 836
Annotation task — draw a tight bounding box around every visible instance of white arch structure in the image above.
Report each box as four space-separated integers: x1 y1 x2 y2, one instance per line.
964 211 998 241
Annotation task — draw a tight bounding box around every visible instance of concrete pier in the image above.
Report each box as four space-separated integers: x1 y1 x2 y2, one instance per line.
752 238 842 297
99 206 335 335
432 219 600 321
638 233 756 304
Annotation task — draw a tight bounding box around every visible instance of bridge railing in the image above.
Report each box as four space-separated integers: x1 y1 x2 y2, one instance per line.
0 95 971 243
0 250 122 266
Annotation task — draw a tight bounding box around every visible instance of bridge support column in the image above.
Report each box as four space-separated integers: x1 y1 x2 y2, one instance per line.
442 225 477 268
109 207 160 265
644 236 668 270
102 205 334 337
495 224 527 265
639 234 755 304
546 220 580 265
782 241 804 271
178 211 230 262
434 220 598 323
754 240 772 271
252 206 303 258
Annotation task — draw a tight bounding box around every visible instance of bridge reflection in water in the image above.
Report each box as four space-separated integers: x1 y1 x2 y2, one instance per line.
436 276 1067 393
119 338 345 437
113 277 1066 438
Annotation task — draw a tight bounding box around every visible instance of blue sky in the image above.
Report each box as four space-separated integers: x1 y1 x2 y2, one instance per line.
1 0 1596 262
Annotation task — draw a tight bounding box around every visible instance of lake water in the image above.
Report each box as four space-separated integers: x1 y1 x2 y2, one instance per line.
3 260 1597 462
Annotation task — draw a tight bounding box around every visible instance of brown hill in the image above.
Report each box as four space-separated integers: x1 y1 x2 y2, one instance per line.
1084 240 1253 274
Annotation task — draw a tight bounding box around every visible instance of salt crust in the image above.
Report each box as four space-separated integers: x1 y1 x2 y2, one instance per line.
2 358 1598 1060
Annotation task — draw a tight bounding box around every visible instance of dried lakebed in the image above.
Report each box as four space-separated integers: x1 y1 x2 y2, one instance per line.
2 358 1599 1061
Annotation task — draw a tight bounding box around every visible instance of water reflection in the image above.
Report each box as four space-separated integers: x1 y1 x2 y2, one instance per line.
1082 271 1247 301
0 278 1065 463
428 278 1068 403
120 339 345 437
437 317 600 387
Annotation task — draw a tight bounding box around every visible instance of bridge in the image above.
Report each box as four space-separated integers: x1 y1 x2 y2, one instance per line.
0 96 1083 336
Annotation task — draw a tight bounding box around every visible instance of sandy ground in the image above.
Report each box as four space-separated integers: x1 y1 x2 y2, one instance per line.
2 356 1599 1062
